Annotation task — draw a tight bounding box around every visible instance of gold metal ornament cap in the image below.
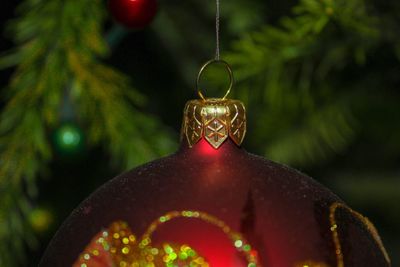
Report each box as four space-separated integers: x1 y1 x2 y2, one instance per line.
181 59 246 149
181 98 246 149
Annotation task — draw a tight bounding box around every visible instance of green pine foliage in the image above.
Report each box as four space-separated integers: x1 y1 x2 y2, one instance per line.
0 0 175 265
226 0 379 166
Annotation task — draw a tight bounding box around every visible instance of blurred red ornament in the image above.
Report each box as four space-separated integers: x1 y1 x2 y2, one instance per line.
108 0 157 29
40 60 390 266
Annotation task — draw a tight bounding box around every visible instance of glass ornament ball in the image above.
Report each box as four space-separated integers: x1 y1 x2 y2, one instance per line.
40 99 390 267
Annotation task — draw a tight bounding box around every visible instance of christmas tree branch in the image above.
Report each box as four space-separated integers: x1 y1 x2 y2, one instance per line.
225 0 378 166
0 0 175 265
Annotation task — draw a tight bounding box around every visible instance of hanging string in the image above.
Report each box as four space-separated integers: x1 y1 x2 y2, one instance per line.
215 0 220 60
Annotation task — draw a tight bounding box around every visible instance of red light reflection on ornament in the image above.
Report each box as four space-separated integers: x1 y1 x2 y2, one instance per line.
196 139 221 156
190 139 232 188
150 211 259 266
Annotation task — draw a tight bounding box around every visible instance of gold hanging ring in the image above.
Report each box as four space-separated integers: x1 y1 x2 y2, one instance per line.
196 59 234 100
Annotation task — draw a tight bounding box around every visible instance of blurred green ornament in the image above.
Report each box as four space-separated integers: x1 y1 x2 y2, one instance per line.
29 207 54 234
53 123 84 155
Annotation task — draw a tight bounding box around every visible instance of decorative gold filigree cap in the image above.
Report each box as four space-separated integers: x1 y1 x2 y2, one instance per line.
181 98 246 148
181 59 246 149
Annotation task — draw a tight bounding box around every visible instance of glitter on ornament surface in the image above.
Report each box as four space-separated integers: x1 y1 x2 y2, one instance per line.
73 210 260 266
328 202 391 267
73 204 391 267
293 261 330 267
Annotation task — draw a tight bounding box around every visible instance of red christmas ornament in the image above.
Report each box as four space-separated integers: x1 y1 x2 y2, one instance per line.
40 61 390 267
108 0 158 29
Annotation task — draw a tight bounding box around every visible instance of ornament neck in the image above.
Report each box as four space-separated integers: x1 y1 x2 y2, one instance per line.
180 98 246 149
